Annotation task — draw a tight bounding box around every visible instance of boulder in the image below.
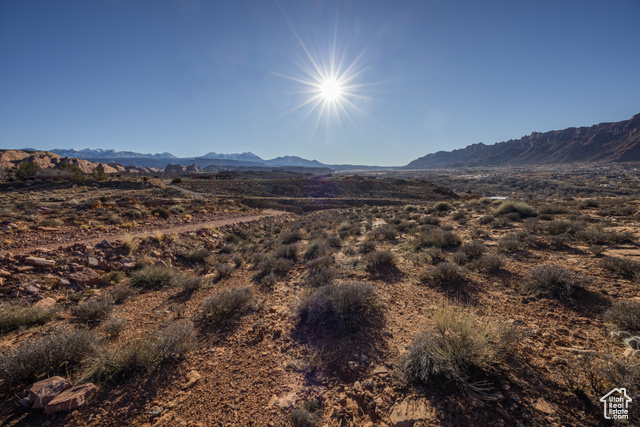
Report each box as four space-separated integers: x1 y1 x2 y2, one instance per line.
25 257 55 267
389 399 433 427
67 268 101 285
34 297 56 310
28 376 71 409
182 370 201 389
44 383 97 414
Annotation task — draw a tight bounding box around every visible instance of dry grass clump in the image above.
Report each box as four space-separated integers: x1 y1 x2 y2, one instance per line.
0 303 59 335
295 282 384 336
73 295 114 324
433 201 453 212
194 287 255 331
604 300 640 333
131 265 181 288
400 305 516 399
0 328 96 385
410 229 461 250
103 317 127 340
83 320 195 382
520 265 582 300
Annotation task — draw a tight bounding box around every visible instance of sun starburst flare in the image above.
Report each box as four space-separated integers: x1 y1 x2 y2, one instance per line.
273 17 373 134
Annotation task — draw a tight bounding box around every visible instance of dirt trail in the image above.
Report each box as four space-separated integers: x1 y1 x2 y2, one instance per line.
2 210 290 257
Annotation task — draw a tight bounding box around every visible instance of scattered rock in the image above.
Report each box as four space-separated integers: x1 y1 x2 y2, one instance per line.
67 268 101 285
96 239 113 249
149 406 164 417
25 285 39 294
389 399 433 427
34 297 56 310
87 257 99 267
25 257 55 267
154 260 168 268
0 269 10 278
58 278 71 287
373 365 390 376
182 370 201 389
19 397 33 408
29 376 71 409
44 383 97 414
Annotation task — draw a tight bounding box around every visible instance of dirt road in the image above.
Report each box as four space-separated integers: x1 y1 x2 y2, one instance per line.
2 210 290 257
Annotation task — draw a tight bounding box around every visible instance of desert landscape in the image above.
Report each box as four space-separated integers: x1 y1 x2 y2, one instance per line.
1 157 640 426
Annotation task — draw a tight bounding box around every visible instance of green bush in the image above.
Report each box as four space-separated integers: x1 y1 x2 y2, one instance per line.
295 282 384 336
194 287 255 330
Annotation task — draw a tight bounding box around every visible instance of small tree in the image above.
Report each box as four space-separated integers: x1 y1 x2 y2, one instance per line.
93 165 107 181
15 162 41 180
57 162 84 181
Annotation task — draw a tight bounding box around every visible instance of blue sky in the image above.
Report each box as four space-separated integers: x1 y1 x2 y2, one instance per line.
1 0 639 166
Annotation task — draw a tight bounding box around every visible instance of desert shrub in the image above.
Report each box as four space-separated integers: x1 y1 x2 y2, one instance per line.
295 282 384 336
215 263 233 279
587 245 606 256
497 233 524 252
306 268 335 288
306 255 334 272
410 229 461 250
131 265 180 288
520 265 582 300
459 241 486 260
421 216 441 226
157 320 196 360
478 215 494 225
103 317 127 340
253 255 294 284
364 250 396 271
223 233 241 244
181 276 204 293
426 262 462 283
275 243 299 260
151 207 171 219
101 271 125 286
180 249 213 264
219 244 235 254
538 204 567 215
359 240 377 254
171 177 182 184
604 301 640 333
471 254 503 274
73 296 114 324
599 257 639 280
290 399 323 427
325 234 343 248
433 201 453 212
83 336 160 382
400 305 516 399
280 229 304 244
231 255 243 267
108 285 136 304
194 287 255 330
0 328 96 385
169 205 185 215
304 240 331 260
0 303 59 335
124 208 146 219
493 201 536 218
368 224 397 241
121 236 139 254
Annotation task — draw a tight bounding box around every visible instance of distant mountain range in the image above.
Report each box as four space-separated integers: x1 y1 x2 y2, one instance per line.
50 148 176 159
46 148 384 171
405 113 640 169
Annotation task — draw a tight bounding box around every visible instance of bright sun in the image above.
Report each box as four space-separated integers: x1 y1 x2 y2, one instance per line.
320 78 343 102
